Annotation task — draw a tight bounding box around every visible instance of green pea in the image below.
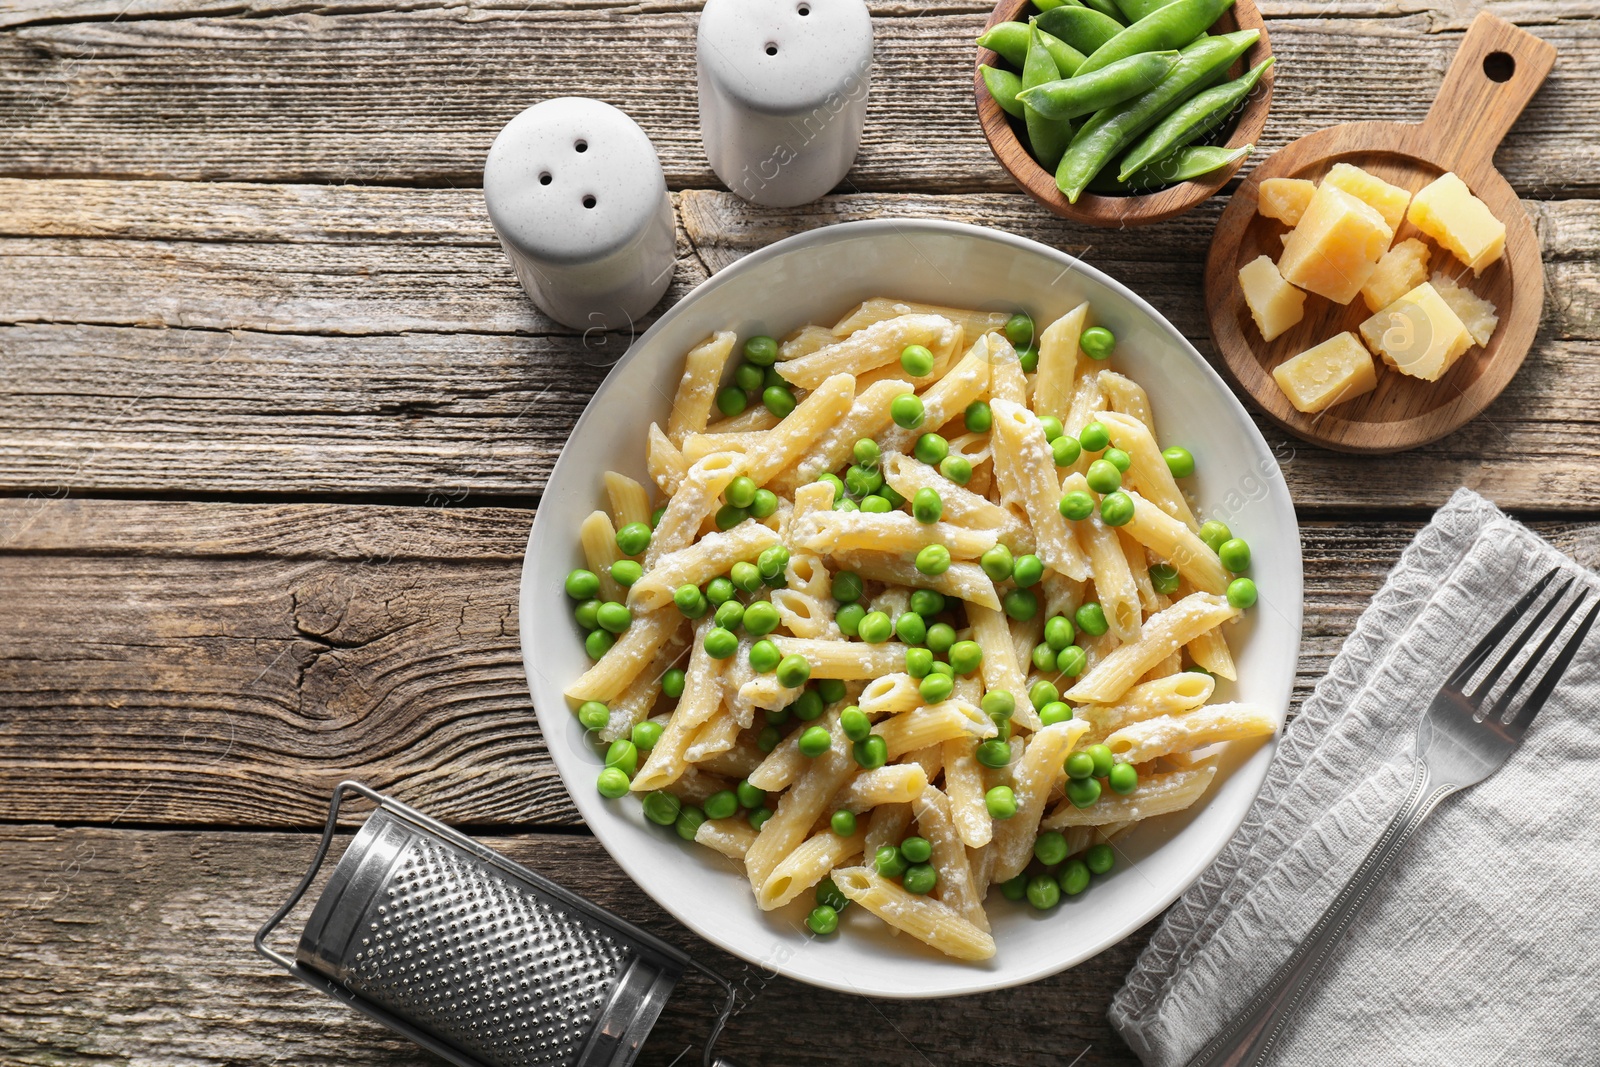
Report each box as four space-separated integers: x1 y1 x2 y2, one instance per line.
1109 762 1138 795
986 785 1018 819
1079 421 1110 452
758 544 790 580
721 475 756 510
767 704 792 727
976 739 1012 768
994 716 1013 744
1056 645 1088 677
730 561 762 593
748 639 780 673
880 483 906 509
736 780 766 809
643 790 681 826
1086 458 1122 494
574 598 603 630
749 488 779 519
902 589 940 617
704 789 739 821
903 862 939 895
1075 602 1109 637
817 876 850 911
823 573 861 608
706 577 736 605
1025 871 1061 908
1199 520 1232 553
912 487 943 525
577 700 610 731
948 640 982 675
1013 554 1045 588
918 672 955 704
1052 434 1082 467
1034 830 1070 867
1059 490 1094 521
714 599 745 631
930 660 954 679
1030 680 1060 710
776 654 811 688
981 543 1015 581
926 622 956 654
1059 858 1091 896
674 584 708 618
840 706 871 742
734 362 765 393
818 678 846 704
715 504 749 531
890 394 925 430
1186 665 1214 677
1003 588 1039 622
632 720 664 750
763 384 796 418
844 465 876 498
981 690 1015 720
792 690 824 721
606 738 639 778
938 455 973 485
965 400 993 433
1000 873 1030 902
1149 562 1181 595
596 766 631 799
854 735 888 770
915 544 952 576
856 610 891 645
1042 615 1074 652
704 627 738 659
597 601 632 634
1080 325 1116 359
1163 446 1195 478
817 472 846 504
857 494 888 513
1228 578 1258 609
903 647 933 679
798 725 832 757
1080 843 1113 878
661 668 686 699
831 809 857 836
900 344 936 377
1100 490 1135 527
1065 750 1096 780
741 601 777 637
616 522 652 557
1219 538 1251 573
874 844 908 878
650 505 667 529
1040 700 1074 726
716 386 747 418
744 335 779 366
914 433 949 466
675 806 706 842
749 806 774 830
890 836 929 865
895 611 928 646
1104 447 1132 473
1086 743 1114 778
1004 313 1034 348
756 727 781 754
1067 776 1102 808
1033 640 1057 672
1039 415 1065 442
565 568 601 600
1017 345 1039 373
836 602 867 637
585 629 615 659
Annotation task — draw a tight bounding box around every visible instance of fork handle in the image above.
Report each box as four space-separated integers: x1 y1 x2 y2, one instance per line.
1184 761 1456 1067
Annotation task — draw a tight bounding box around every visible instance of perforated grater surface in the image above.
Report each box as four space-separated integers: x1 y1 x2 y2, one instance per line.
256 782 740 1067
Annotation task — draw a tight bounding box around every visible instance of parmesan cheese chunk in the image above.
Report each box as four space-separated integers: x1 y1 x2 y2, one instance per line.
1258 178 1316 226
1238 255 1307 343
1271 332 1377 413
1358 282 1474 382
1407 171 1505 275
1278 184 1395 305
1361 238 1431 313
1430 271 1500 347
1322 163 1412 232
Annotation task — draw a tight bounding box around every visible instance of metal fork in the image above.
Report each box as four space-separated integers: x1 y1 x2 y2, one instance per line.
1187 568 1600 1067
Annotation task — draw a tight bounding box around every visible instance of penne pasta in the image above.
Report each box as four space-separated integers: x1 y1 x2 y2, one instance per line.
940 738 993 848
831 548 1001 611
877 339 992 455
1032 302 1089 421
777 314 961 391
858 673 926 717
880 452 1027 548
1096 410 1198 531
706 405 782 435
579 510 628 604
986 332 1028 405
1097 369 1155 434
1071 672 1216 740
770 378 915 495
667 331 737 446
1042 765 1218 828
795 509 999 560
565 607 685 706
834 764 930 811
831 867 996 961
604 471 653 530
646 422 689 497
875 700 997 760
832 297 1011 345
601 622 690 742
864 803 915 853
1116 488 1229 595
745 373 856 486
758 829 865 909
743 718 857 890
987 721 1090 882
780 323 837 360
1066 593 1240 705
767 635 913 680
1062 471 1142 645
646 451 745 566
913 786 989 932
990 399 1090 581
631 617 726 790
1104 702 1276 764
695 816 759 861
630 520 782 610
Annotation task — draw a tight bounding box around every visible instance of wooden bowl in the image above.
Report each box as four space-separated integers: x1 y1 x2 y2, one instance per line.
974 0 1274 228
1204 13 1556 453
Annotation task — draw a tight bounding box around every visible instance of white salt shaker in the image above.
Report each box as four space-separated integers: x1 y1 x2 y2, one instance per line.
483 98 676 332
696 0 873 207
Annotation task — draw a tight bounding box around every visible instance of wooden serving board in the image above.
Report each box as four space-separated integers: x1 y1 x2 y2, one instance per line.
1204 12 1556 454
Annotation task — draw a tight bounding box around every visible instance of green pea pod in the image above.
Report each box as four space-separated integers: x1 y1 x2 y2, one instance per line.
1117 56 1272 180
1015 51 1179 122
1035 5 1126 55
1077 0 1129 24
977 21 1087 75
980 64 1027 119
1075 0 1236 77
1112 0 1179 21
1055 29 1259 202
1033 0 1071 8
1023 22 1074 170
1088 143 1252 194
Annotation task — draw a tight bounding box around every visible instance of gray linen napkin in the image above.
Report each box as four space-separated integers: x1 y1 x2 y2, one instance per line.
1109 488 1600 1066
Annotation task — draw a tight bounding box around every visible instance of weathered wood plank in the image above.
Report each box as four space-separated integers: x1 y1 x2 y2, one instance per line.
0 823 1149 1065
4 497 1599 828
1 7 1596 192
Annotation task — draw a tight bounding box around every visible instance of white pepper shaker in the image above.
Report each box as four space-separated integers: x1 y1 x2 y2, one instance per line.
483 98 676 332
696 0 873 208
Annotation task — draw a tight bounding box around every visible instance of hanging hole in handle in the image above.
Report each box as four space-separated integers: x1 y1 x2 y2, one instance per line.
1483 51 1515 83
765 42 778 56
575 139 589 153
797 3 810 13
582 194 598 209
539 171 552 186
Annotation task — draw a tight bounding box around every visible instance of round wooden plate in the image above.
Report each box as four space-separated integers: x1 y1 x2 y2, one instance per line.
1204 12 1556 453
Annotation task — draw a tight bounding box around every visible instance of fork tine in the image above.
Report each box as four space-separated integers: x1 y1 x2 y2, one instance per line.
1506 596 1600 735
1463 574 1576 701
1445 569 1560 693
1486 589 1589 720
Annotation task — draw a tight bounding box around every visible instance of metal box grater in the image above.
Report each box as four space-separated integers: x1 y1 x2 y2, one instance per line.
255 781 740 1067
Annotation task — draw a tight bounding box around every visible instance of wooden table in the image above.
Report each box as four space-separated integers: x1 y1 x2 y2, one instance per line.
2 1 1596 1063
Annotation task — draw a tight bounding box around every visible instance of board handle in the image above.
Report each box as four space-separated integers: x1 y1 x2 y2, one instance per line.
1420 12 1556 177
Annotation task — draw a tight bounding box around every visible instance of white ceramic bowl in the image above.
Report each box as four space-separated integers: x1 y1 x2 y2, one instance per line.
520 219 1303 999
